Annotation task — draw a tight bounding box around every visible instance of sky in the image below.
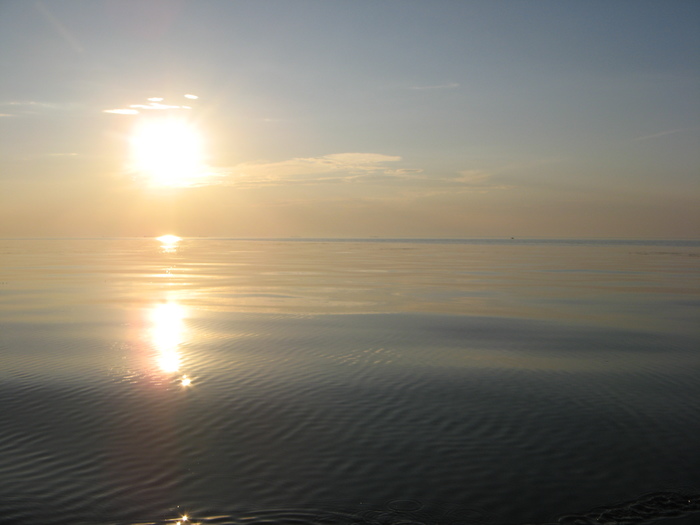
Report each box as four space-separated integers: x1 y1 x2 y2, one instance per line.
0 0 698 238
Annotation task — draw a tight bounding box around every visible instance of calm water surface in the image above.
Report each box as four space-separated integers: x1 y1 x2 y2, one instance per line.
1 238 699 525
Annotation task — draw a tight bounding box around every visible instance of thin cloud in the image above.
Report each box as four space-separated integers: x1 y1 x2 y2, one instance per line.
104 109 139 115
456 170 493 185
2 101 63 109
103 95 198 116
0 100 75 116
382 168 424 177
226 153 403 186
632 129 684 142
409 82 459 91
35 1 84 53
129 103 191 110
395 169 511 192
217 153 509 193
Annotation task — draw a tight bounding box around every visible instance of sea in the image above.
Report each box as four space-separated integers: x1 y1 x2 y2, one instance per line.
1 238 699 525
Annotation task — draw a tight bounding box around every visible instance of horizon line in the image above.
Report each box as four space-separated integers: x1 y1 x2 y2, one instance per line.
2 236 699 243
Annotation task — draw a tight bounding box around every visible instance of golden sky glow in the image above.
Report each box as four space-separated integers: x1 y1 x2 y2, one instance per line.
0 2 698 238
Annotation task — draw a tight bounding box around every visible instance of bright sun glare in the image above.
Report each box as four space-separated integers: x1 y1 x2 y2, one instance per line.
157 234 181 253
130 117 206 187
157 234 181 244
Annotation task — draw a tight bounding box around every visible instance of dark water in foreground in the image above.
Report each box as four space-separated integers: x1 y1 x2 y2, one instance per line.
1 238 699 525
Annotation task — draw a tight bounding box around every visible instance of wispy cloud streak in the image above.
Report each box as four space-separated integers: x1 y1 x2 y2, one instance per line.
632 129 684 142
103 95 198 115
216 153 510 192
34 1 84 53
226 153 403 186
409 82 459 90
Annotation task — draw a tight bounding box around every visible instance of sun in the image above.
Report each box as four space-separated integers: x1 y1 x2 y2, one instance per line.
129 116 207 187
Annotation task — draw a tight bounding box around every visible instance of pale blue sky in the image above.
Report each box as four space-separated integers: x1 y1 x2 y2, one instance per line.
1 1 698 237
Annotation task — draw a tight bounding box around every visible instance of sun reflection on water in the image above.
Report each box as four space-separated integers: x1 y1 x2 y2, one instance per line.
157 234 181 253
150 302 185 373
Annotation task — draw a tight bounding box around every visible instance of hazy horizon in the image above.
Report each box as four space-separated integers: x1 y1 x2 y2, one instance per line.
2 235 700 242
